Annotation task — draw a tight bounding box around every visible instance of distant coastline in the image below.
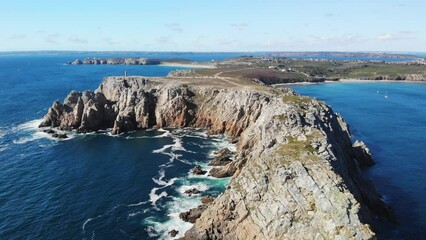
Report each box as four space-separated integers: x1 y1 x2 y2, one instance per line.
67 57 216 69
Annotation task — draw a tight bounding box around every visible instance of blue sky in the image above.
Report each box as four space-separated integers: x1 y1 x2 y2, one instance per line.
0 0 424 52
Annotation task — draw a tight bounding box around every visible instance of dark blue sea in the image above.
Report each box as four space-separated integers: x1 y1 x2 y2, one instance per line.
0 54 234 239
292 82 426 239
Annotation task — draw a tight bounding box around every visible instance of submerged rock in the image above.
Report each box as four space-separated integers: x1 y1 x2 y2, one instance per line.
184 188 201 196
191 165 206 175
168 229 179 237
51 133 68 139
42 129 55 134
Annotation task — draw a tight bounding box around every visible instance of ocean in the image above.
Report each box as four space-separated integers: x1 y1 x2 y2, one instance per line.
0 54 234 239
1 53 425 239
292 82 426 239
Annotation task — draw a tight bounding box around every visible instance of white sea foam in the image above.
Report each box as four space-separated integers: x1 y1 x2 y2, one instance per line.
152 169 169 186
13 131 52 144
82 214 103 234
0 129 6 139
0 144 9 152
150 195 202 239
149 188 168 209
177 182 209 194
126 200 149 207
12 118 75 144
13 119 43 132
148 128 233 238
149 174 177 209
125 130 172 139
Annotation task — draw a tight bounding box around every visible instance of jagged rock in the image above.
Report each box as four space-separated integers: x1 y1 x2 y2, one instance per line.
229 137 239 144
200 195 215 205
179 205 208 223
209 167 232 178
208 148 233 166
209 160 238 178
184 188 201 196
39 76 394 239
71 59 82 65
168 229 179 237
42 129 55 134
353 140 375 167
51 133 68 139
191 165 206 175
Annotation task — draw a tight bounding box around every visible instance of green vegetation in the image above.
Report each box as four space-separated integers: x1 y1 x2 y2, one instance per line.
282 95 312 104
171 57 425 88
344 63 426 79
276 136 315 162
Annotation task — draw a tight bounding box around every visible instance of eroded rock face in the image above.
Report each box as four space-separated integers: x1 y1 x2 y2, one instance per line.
179 205 208 224
209 148 233 166
39 76 393 239
353 140 375 167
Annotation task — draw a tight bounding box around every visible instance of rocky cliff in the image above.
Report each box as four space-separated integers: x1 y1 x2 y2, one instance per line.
39 76 393 239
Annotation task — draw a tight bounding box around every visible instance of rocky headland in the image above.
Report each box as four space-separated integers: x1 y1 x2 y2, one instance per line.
39 76 394 239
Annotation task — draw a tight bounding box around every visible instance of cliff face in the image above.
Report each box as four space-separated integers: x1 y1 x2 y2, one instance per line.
40 76 391 239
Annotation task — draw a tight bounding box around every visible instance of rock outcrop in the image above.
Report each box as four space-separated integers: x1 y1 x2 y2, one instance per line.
208 148 233 166
69 58 162 65
40 76 393 239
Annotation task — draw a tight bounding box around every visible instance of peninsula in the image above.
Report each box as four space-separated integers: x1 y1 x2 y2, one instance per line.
69 55 426 84
39 62 395 238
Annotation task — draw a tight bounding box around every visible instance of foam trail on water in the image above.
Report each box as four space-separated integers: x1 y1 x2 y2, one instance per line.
12 118 75 144
0 144 8 152
82 214 103 234
0 128 6 139
13 119 49 144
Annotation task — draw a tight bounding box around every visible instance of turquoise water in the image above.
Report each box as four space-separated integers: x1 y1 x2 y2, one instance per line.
292 82 426 239
0 54 233 239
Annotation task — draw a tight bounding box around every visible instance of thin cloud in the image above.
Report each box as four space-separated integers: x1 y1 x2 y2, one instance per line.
68 36 88 44
45 33 60 44
102 37 119 45
9 34 26 40
377 34 394 41
230 23 248 31
193 35 206 47
376 32 415 41
156 36 170 44
165 23 183 33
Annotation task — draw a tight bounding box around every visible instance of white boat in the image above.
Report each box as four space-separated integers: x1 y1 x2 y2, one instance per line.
384 91 389 99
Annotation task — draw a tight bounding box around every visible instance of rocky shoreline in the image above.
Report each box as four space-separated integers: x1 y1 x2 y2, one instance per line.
67 57 194 66
39 76 394 239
